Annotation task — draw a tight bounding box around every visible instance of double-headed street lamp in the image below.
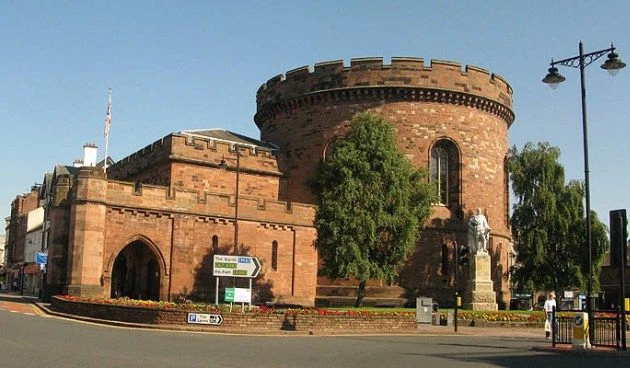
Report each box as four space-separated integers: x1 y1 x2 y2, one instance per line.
542 42 625 322
220 145 243 255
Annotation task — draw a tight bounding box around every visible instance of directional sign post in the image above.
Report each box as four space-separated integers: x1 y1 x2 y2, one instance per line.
36 252 47 265
186 313 223 326
213 255 260 278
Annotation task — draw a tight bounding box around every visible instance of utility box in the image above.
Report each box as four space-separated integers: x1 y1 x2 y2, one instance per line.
416 297 433 323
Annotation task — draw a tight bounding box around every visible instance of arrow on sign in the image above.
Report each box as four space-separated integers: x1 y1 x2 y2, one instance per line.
213 255 261 278
187 313 223 325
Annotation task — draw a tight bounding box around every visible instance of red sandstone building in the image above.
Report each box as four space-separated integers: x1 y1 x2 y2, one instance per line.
22 57 515 308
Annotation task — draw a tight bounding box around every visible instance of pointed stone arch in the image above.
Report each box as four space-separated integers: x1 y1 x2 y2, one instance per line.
106 235 167 301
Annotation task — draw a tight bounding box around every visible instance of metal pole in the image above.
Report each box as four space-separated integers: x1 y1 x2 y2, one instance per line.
618 212 627 350
578 42 595 343
215 277 219 305
232 148 241 289
234 149 240 255
454 240 458 333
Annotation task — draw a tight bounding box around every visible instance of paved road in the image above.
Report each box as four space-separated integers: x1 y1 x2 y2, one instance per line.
1 293 627 368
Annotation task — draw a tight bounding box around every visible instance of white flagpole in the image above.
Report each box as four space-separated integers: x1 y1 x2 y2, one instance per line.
104 88 112 174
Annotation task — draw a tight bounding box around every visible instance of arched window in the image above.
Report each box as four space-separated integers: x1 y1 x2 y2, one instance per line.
429 139 460 209
430 147 449 205
212 235 218 253
271 241 278 271
323 137 343 161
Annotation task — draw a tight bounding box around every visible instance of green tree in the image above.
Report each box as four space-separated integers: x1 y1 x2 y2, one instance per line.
309 112 436 307
508 142 609 297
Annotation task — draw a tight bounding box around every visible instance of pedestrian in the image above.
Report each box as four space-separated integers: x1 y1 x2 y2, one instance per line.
543 292 556 339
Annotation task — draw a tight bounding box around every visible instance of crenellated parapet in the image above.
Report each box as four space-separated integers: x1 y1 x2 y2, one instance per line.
109 137 171 169
108 132 282 185
255 57 514 127
100 179 314 227
171 132 281 176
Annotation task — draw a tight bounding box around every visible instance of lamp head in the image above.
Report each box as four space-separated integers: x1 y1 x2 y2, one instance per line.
600 50 626 76
542 65 566 89
219 157 228 169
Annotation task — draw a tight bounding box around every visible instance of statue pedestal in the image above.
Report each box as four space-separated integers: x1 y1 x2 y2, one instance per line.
464 253 498 311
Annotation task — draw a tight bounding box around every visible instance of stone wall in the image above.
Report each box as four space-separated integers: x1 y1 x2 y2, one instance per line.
50 296 418 333
255 57 515 308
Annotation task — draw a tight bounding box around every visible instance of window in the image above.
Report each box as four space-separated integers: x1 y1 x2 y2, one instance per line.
271 241 278 271
323 137 343 161
212 235 218 253
430 147 449 204
429 139 460 209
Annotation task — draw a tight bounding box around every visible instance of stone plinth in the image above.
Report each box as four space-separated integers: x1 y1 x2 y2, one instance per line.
464 253 498 311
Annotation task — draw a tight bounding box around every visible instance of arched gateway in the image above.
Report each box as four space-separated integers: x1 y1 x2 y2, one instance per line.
110 238 162 301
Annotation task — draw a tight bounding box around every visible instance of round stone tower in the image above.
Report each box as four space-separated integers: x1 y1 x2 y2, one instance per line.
254 57 515 307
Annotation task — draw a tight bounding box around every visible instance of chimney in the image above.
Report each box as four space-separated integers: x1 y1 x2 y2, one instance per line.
83 143 98 167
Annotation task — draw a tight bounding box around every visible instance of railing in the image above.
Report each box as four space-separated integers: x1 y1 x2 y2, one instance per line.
552 307 626 350
591 310 622 349
552 310 572 346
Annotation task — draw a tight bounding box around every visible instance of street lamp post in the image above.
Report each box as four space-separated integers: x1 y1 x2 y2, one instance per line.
219 145 243 290
543 42 625 341
220 147 242 255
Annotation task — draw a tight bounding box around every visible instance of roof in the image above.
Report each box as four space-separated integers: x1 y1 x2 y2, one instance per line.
53 165 79 177
96 156 115 168
50 165 79 187
179 129 278 152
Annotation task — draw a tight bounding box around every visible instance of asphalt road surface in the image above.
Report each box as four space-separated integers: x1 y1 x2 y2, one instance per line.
1 294 627 368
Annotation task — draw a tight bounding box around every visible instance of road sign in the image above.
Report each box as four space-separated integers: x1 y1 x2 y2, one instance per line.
186 313 223 325
225 287 234 302
224 287 251 303
213 255 260 278
36 252 48 265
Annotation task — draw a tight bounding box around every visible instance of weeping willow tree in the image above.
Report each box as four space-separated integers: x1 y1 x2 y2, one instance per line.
309 112 436 307
508 142 609 296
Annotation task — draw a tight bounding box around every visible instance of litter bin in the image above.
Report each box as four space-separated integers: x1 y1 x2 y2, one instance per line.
416 297 433 323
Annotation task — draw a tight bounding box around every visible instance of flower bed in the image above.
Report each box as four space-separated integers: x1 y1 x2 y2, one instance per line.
50 295 565 332
50 296 418 333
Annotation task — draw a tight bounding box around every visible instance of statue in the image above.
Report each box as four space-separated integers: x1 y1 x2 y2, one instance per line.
468 208 491 254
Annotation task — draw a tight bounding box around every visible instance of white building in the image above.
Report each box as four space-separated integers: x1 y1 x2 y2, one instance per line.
24 207 44 296
0 234 5 290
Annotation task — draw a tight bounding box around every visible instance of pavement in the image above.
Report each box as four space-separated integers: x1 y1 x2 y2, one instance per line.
2 290 628 356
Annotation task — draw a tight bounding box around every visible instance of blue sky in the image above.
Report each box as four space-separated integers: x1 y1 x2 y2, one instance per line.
1 1 628 235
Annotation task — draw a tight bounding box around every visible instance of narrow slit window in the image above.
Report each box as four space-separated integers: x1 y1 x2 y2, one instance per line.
212 235 218 253
271 241 278 271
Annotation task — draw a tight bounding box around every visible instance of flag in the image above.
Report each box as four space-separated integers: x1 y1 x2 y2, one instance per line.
104 88 112 137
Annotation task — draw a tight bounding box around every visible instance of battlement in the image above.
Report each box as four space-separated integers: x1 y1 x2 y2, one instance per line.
110 136 169 167
256 56 513 121
108 132 282 184
173 132 279 168
100 179 314 227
